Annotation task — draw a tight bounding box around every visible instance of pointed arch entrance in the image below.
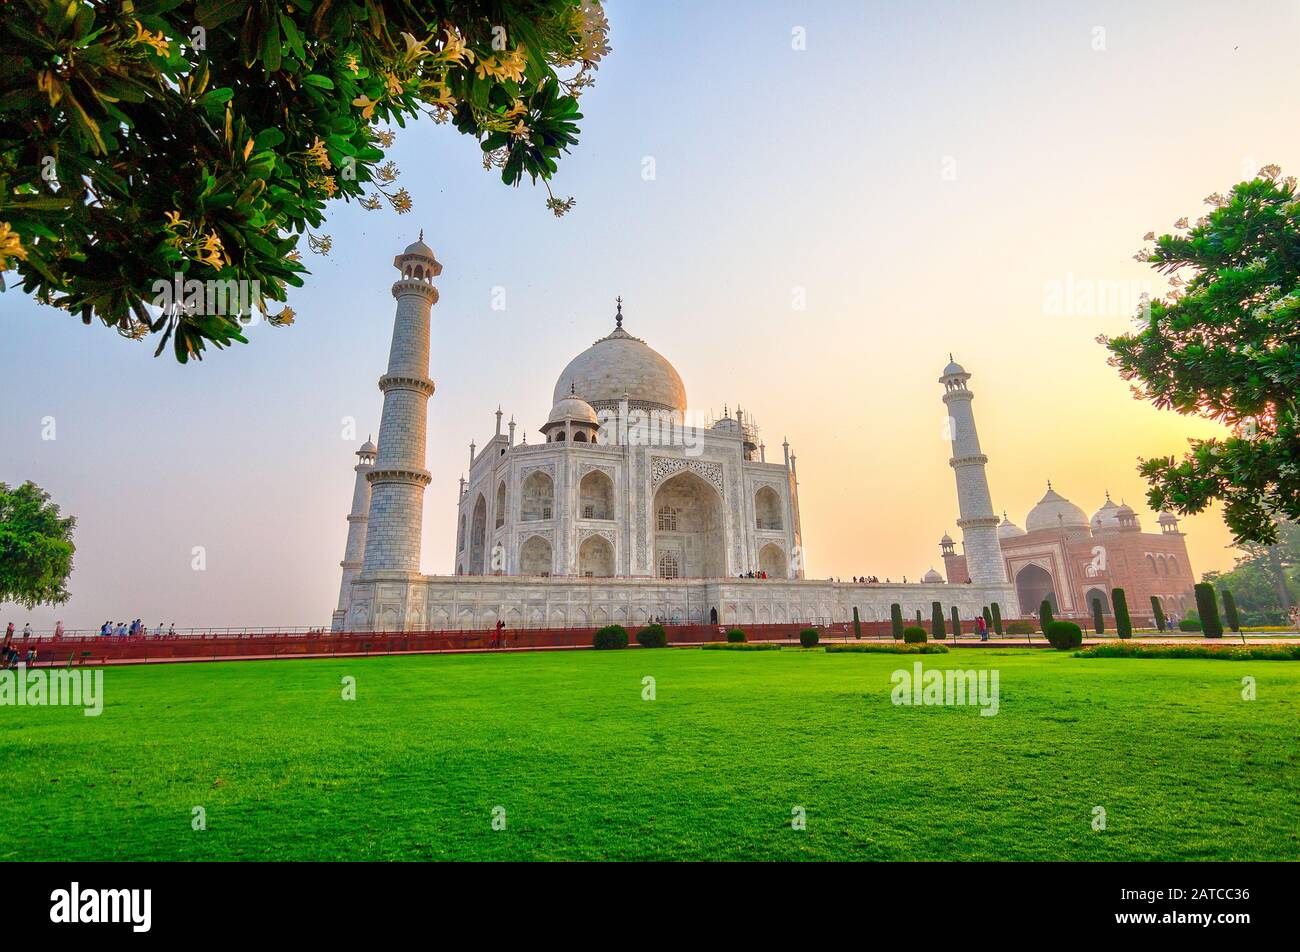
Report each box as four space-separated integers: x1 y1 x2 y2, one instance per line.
653 470 726 578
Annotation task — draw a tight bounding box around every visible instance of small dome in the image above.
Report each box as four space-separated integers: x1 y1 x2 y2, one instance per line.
942 358 966 377
997 513 1026 539
547 396 598 425
1157 511 1179 525
940 531 954 544
403 236 435 257
358 438 377 456
1025 483 1090 532
1091 494 1122 532
922 567 944 583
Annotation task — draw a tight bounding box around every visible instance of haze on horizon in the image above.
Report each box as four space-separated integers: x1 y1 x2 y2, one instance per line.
3 0 1298 630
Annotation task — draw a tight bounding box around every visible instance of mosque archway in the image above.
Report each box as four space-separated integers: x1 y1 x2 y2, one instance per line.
755 486 783 530
579 535 614 577
1015 563 1057 615
579 470 615 520
521 470 554 521
1084 587 1110 616
653 471 726 578
519 535 553 576
470 494 487 575
758 543 787 578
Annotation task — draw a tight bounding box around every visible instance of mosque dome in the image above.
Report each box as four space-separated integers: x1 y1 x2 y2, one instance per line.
554 301 686 414
358 438 377 456
402 236 435 257
942 357 966 377
1025 483 1090 532
997 513 1026 539
922 567 944 583
547 395 598 426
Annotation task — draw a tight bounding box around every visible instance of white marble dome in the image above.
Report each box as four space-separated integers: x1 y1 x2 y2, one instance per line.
1025 484 1089 532
1091 494 1121 532
554 322 687 414
997 513 1026 539
547 395 598 425
922 567 944 583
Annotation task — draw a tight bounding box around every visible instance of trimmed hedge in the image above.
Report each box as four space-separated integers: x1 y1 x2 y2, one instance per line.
890 603 904 640
1113 587 1132 639
1039 600 1055 632
1151 596 1167 632
1195 583 1223 638
902 625 927 644
991 602 1003 635
825 643 950 655
1077 642 1300 661
799 628 819 648
852 606 862 640
593 625 628 650
1044 620 1083 651
701 642 780 651
1005 620 1036 635
1178 618 1203 632
931 602 946 640
1221 589 1241 633
1091 596 1105 635
726 628 747 643
950 605 961 638
636 624 667 648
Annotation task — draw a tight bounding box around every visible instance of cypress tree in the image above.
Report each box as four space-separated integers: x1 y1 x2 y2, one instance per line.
1039 599 1054 632
1091 596 1105 635
1194 582 1223 638
852 606 862 640
982 605 993 633
931 601 946 640
950 605 961 638
1151 596 1167 632
1112 587 1132 639
990 602 1003 635
890 603 903 640
1221 589 1240 632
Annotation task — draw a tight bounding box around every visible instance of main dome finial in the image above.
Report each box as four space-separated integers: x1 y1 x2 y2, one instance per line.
615 295 623 328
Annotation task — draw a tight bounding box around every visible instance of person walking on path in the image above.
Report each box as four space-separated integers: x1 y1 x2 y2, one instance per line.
977 613 988 642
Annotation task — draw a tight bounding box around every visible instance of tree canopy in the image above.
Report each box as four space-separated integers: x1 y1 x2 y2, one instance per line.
0 481 76 610
1103 165 1300 546
0 0 608 360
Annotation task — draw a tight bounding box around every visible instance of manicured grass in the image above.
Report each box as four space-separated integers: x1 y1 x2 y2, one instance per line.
1 648 1296 860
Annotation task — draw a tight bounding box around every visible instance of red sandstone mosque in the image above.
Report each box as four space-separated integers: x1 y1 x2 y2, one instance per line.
938 483 1197 620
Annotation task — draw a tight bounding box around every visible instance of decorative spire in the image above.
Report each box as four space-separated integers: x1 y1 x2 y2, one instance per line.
615 295 623 328
418 228 424 241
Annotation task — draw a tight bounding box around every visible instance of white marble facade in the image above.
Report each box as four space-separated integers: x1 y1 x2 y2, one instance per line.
335 239 1017 631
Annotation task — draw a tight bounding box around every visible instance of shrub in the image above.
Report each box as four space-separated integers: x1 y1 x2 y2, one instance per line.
931 602 946 640
1221 589 1241 632
1043 620 1083 651
593 625 628 650
1113 587 1132 639
1178 618 1202 632
825 643 950 655
982 606 994 634
1039 600 1055 632
1077 642 1300 661
1091 597 1105 635
1005 620 1036 635
852 606 862 640
991 602 1003 635
950 605 961 638
1151 596 1167 632
1195 583 1223 638
726 628 747 643
902 625 927 644
701 642 780 651
890 603 903 640
799 628 819 648
636 624 667 648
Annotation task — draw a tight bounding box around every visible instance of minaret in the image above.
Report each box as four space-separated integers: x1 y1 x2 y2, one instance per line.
360 234 440 576
332 438 377 630
940 356 1007 585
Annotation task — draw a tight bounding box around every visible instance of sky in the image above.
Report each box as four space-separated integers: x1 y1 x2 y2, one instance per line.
3 0 1298 632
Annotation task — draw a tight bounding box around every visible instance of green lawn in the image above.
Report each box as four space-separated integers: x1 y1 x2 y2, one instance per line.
1 648 1296 860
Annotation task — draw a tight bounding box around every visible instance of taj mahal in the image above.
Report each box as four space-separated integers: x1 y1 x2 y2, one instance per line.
330 235 1022 632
